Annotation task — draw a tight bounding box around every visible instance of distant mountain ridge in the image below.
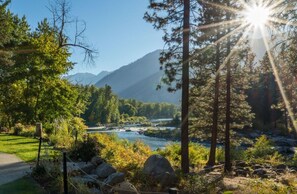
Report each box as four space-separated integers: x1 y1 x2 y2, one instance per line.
65 71 110 85
67 50 180 104
95 50 162 93
95 50 180 104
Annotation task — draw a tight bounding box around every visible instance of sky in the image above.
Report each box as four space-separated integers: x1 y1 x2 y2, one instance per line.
8 0 164 75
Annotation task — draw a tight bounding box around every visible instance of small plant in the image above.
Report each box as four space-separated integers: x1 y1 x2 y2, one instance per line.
178 174 218 194
245 135 283 164
13 123 24 135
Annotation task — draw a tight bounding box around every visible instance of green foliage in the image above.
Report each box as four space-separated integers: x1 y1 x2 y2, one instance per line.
246 135 274 158
19 125 36 137
178 174 218 194
13 123 24 135
69 135 100 162
81 85 120 125
92 133 151 178
48 117 86 149
0 5 86 127
245 135 283 164
292 153 297 166
158 143 209 169
144 128 180 140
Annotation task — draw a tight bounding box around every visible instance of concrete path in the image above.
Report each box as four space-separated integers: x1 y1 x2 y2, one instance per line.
0 153 32 185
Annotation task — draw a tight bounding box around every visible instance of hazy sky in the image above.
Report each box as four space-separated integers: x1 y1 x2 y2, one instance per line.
9 0 164 75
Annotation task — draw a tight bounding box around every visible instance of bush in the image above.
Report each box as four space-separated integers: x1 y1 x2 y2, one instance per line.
245 135 283 164
19 125 36 137
92 133 151 178
48 117 87 149
69 135 100 162
178 174 218 193
13 123 24 135
158 142 209 169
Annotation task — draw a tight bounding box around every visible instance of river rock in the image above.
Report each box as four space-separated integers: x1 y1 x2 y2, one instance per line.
95 162 116 178
235 160 248 167
111 181 139 194
91 156 104 166
72 176 98 186
276 164 287 170
67 162 96 175
143 154 177 187
253 168 267 178
104 172 125 186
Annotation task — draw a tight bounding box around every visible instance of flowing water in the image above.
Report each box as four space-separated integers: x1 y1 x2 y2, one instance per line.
88 130 173 150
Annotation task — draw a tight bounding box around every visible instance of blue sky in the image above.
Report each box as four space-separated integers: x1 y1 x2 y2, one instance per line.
9 0 164 75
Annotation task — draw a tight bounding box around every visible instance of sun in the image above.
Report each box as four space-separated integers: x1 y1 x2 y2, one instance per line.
243 5 271 27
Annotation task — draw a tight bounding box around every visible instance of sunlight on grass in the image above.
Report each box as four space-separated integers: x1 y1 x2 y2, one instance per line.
0 134 56 162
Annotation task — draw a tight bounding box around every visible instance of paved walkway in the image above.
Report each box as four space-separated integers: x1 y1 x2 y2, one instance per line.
0 153 31 185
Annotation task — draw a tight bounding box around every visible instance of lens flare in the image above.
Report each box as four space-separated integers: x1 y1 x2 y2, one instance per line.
243 5 271 27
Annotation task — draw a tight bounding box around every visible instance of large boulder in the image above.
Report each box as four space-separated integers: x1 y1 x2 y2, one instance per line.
143 154 177 187
95 162 116 178
104 172 125 186
91 156 104 166
67 162 96 175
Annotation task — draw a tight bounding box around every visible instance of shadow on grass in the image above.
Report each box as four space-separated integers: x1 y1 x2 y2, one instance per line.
0 176 46 194
10 141 38 145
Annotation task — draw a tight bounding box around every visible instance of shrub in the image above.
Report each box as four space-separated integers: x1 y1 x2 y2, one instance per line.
69 135 100 162
13 123 25 135
158 142 209 169
178 174 218 193
19 125 36 137
92 133 151 178
245 135 283 164
48 117 87 149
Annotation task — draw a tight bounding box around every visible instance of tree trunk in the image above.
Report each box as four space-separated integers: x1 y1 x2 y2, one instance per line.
207 39 221 166
181 0 190 174
225 0 232 172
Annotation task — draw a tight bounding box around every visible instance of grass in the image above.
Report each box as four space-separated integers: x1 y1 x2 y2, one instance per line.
0 176 46 194
0 133 56 162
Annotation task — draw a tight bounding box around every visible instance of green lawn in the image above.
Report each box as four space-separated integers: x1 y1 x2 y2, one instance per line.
0 176 46 194
0 134 55 162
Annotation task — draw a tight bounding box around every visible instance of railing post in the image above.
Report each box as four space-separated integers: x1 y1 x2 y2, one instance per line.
63 152 68 194
36 123 42 167
37 137 42 167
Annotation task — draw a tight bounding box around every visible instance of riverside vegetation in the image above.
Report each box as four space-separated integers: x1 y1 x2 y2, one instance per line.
1 0 297 193
1 124 297 193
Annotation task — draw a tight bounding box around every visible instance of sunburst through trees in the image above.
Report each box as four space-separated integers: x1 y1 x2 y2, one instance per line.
146 0 297 172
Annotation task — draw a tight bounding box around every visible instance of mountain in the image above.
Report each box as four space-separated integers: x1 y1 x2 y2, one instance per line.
95 50 162 93
95 50 180 104
66 71 109 85
119 71 181 104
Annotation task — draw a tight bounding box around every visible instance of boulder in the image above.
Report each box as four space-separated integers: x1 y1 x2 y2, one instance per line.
95 162 116 178
235 161 248 167
91 156 104 166
111 181 139 194
67 162 96 175
104 172 125 186
235 168 250 177
253 168 267 178
276 164 287 170
143 154 177 187
71 176 98 186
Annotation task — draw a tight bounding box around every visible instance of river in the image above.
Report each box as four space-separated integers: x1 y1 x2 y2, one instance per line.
88 130 173 150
